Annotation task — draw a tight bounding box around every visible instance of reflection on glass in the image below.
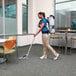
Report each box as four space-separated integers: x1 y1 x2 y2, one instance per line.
22 0 28 33
0 7 2 17
0 0 3 34
22 6 28 33
56 1 76 10
71 11 76 30
55 1 76 30
5 4 16 18
56 0 70 3
22 0 27 4
5 0 17 34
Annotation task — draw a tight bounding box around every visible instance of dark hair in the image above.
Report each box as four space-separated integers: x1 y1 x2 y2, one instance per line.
50 15 55 19
38 12 45 18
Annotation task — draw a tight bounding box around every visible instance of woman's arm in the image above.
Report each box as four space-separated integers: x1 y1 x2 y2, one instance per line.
34 23 44 37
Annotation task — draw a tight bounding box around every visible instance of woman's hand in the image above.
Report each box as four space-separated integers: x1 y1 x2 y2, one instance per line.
34 34 36 37
34 33 37 37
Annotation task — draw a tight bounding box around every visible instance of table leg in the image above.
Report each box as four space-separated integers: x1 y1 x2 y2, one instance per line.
65 32 68 54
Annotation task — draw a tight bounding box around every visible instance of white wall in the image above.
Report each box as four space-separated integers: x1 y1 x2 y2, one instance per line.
28 0 54 44
31 0 54 33
17 0 54 46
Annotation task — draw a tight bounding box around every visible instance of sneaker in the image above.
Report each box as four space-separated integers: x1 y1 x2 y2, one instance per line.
40 55 47 59
53 53 59 60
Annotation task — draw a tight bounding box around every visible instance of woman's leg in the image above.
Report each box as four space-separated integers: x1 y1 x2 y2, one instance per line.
42 34 58 57
40 35 48 59
42 35 47 57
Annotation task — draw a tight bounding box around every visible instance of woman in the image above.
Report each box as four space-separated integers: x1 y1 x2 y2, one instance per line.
34 12 59 60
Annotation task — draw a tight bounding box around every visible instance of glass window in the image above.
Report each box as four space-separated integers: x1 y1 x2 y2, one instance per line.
56 0 71 3
22 0 27 4
56 1 76 10
22 0 28 33
71 11 76 30
0 7 2 17
5 4 16 18
55 1 76 30
5 0 17 34
0 0 3 34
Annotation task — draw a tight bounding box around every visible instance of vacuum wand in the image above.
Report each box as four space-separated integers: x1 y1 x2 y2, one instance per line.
25 37 35 57
19 37 35 59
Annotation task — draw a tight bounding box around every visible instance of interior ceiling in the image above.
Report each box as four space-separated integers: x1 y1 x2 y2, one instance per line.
0 0 16 7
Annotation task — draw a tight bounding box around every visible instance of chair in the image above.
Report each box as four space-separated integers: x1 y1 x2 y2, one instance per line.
50 34 63 53
70 36 76 54
8 36 16 49
9 36 16 40
0 39 16 61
